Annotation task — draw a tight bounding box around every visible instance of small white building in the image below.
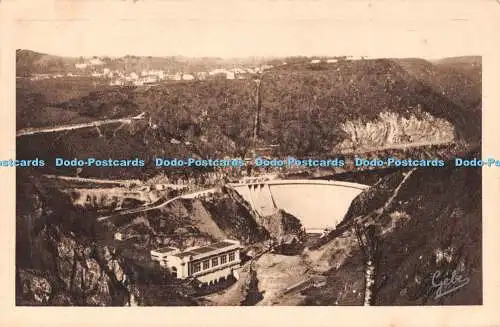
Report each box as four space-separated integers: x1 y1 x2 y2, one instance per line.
110 80 125 86
209 69 235 80
150 240 242 285
182 74 195 81
134 75 158 86
75 63 88 69
29 74 51 81
195 72 208 80
114 232 134 241
152 70 165 79
167 73 182 81
89 58 104 65
326 59 338 64
310 59 321 64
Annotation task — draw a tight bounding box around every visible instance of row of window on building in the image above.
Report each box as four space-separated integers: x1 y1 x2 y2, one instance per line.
190 251 236 274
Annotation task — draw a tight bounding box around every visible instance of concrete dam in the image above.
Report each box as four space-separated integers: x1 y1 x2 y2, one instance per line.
228 179 370 230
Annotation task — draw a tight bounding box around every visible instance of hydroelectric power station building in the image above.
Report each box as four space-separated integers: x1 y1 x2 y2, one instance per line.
150 239 242 284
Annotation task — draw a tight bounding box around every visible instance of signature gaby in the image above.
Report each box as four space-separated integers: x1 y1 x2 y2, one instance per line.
431 269 470 300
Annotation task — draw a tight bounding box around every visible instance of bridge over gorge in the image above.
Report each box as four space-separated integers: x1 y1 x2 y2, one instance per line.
228 179 369 230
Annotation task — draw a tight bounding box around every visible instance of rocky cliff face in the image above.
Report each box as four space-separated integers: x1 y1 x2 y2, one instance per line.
17 238 141 306
336 111 455 153
259 209 306 255
16 174 133 305
16 171 195 306
260 210 304 238
200 191 270 245
64 187 158 211
110 190 269 254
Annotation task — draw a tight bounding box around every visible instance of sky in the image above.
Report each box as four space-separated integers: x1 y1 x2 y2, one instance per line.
4 0 499 59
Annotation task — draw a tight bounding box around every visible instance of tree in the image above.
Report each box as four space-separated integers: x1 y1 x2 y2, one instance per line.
354 223 381 306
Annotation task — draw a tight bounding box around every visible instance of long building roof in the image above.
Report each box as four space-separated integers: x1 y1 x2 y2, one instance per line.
152 246 178 254
174 241 239 259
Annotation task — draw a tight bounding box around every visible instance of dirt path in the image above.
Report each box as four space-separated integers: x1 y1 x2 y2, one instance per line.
201 262 251 306
252 253 310 305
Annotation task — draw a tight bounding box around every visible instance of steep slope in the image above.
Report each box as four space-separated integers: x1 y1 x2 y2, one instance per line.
201 193 270 244
434 56 482 84
17 57 481 180
396 57 481 110
16 50 77 76
16 79 257 179
394 57 481 142
103 190 269 262
16 170 134 305
301 152 481 305
259 209 306 254
16 170 196 306
259 59 479 156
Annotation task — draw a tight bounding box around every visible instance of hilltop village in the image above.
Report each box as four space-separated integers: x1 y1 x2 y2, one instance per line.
21 54 363 86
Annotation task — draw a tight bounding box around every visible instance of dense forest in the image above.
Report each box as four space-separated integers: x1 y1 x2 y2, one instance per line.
16 53 481 179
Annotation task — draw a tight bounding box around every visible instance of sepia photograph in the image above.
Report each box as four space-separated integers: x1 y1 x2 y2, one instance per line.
15 50 482 306
2 0 500 325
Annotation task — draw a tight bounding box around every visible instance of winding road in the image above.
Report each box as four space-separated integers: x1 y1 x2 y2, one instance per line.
42 174 188 191
16 112 146 137
42 174 143 187
97 187 218 222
